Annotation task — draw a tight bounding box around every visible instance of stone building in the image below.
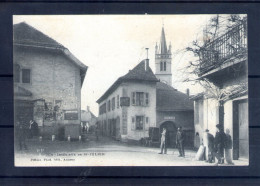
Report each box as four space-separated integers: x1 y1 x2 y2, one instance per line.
96 26 194 146
191 18 248 161
97 59 158 141
13 22 88 139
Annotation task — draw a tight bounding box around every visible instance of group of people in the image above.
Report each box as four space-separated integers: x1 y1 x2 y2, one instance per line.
159 127 185 157
196 123 233 165
16 120 39 150
158 124 233 165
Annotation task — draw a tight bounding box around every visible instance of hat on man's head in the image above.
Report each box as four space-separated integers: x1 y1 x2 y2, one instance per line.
216 124 223 129
205 129 209 132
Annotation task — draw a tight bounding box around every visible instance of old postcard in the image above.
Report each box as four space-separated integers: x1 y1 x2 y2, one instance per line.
13 15 248 166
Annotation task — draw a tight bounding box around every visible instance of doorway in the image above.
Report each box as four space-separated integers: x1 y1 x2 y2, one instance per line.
160 121 177 148
15 100 33 126
233 99 248 160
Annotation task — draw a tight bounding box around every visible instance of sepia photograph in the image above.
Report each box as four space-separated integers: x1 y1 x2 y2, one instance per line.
13 14 248 166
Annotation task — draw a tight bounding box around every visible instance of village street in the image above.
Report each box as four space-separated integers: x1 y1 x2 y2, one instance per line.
15 132 248 166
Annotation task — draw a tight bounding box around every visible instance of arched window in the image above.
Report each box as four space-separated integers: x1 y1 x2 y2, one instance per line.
14 64 20 82
160 62 163 71
164 62 166 71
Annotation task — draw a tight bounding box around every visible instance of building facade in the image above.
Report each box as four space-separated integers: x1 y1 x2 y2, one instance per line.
14 22 88 139
97 60 158 141
192 18 248 161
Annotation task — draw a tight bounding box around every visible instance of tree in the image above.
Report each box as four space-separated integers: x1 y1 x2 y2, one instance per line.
183 14 247 102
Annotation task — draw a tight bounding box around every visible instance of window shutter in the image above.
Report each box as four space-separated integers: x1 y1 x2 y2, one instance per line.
131 116 135 130
131 92 135 105
145 117 149 131
145 93 149 106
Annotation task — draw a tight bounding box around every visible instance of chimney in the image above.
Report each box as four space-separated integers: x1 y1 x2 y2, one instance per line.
186 89 190 97
145 48 149 71
87 106 90 112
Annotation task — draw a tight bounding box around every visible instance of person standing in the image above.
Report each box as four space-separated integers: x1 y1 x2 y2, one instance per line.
225 128 233 164
205 129 215 163
30 120 39 137
176 127 185 157
214 124 226 164
17 121 28 150
194 132 200 150
158 128 167 154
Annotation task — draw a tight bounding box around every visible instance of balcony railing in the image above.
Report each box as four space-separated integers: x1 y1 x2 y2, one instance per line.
199 19 247 75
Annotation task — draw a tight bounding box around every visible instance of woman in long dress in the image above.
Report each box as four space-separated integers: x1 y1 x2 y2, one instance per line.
225 128 234 164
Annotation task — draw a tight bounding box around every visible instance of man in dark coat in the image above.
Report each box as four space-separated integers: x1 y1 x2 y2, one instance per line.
214 124 226 164
176 127 185 157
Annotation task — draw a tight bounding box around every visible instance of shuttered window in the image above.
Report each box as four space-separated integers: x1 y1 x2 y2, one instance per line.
22 69 31 83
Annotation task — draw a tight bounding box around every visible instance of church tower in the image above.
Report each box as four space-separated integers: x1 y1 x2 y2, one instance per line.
155 26 172 86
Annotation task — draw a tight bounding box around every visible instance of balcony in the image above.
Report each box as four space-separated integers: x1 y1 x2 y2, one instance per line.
199 19 247 76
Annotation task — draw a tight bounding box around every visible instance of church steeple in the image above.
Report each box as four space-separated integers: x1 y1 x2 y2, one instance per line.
155 25 172 86
160 27 168 54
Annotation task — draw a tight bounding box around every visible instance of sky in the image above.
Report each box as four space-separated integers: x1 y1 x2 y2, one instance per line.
13 15 215 115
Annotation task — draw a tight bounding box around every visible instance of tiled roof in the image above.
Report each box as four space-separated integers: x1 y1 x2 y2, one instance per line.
97 60 158 103
13 22 64 49
121 60 158 82
156 82 194 111
13 22 88 86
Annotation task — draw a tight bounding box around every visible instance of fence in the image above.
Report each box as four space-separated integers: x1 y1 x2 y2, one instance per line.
200 19 247 74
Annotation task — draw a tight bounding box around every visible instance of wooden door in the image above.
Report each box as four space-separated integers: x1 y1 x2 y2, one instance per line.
233 99 248 160
238 102 249 159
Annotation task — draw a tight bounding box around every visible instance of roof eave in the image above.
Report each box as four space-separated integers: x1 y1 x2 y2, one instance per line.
14 42 88 85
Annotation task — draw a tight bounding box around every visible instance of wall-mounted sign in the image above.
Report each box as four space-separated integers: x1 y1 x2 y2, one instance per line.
164 116 175 120
64 110 78 120
120 97 130 107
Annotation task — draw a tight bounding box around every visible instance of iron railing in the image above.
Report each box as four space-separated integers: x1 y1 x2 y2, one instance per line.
200 19 247 75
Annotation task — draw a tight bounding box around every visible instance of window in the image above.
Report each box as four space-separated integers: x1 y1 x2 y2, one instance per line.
164 62 166 71
136 116 144 130
160 62 163 71
117 95 119 108
136 92 144 106
14 64 20 82
112 97 115 110
132 92 149 106
22 69 31 83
